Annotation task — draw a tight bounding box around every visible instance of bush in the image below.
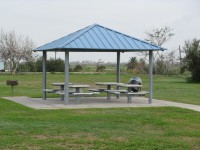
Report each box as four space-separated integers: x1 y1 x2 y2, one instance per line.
96 65 106 72
69 67 73 72
47 58 65 72
35 58 65 72
74 65 83 72
36 58 43 72
18 61 37 72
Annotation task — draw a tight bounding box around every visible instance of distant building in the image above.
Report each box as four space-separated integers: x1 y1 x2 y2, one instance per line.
0 60 4 71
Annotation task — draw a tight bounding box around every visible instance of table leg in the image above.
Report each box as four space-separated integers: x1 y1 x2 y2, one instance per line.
127 87 132 103
107 85 111 100
75 87 80 103
116 85 120 99
61 85 64 100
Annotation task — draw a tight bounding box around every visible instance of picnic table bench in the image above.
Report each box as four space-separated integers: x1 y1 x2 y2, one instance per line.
95 82 149 103
95 82 123 100
106 89 149 103
50 83 99 103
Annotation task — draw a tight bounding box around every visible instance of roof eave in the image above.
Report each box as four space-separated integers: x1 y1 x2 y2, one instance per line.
33 47 166 52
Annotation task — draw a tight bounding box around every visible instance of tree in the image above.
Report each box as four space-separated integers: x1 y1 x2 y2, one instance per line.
127 57 148 74
145 26 175 74
182 39 200 82
145 26 175 47
127 57 138 70
137 58 147 74
0 29 35 74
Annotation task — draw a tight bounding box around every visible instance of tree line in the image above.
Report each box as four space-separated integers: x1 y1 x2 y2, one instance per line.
17 58 107 73
0 28 200 82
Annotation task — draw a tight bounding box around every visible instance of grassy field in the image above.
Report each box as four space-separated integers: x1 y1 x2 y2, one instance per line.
0 73 200 105
0 98 200 149
1 73 200 149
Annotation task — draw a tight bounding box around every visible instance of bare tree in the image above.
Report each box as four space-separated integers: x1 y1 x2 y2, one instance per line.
0 29 35 74
163 49 177 75
145 26 175 74
145 26 174 46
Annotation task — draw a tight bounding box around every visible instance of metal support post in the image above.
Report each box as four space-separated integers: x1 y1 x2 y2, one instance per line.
149 51 153 104
116 52 120 98
64 51 69 105
42 51 47 100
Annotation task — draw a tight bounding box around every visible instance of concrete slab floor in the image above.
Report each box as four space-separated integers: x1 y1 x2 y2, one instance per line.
2 96 200 112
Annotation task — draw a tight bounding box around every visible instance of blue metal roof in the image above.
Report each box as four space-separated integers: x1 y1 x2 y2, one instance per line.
35 24 166 52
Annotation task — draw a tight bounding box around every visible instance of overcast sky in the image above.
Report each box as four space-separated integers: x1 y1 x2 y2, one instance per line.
0 0 199 62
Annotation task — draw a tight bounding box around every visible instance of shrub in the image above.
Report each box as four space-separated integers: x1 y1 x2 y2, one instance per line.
18 61 37 72
74 65 83 72
36 58 43 72
47 58 65 72
96 65 106 72
35 58 65 72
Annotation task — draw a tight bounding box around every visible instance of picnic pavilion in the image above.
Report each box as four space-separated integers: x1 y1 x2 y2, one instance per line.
34 24 166 104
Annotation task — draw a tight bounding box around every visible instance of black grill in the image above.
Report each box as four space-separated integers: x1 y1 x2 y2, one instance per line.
128 77 142 92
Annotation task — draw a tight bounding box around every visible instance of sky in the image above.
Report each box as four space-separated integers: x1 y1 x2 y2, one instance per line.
0 0 199 62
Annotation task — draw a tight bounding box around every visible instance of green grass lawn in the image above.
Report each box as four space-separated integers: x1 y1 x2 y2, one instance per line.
1 73 200 149
0 73 200 105
0 98 200 149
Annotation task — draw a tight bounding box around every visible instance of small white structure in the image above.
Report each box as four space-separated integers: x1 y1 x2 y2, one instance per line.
0 60 4 71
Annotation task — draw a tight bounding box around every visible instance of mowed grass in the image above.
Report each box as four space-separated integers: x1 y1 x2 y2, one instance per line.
0 98 200 149
0 73 200 149
0 73 200 105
